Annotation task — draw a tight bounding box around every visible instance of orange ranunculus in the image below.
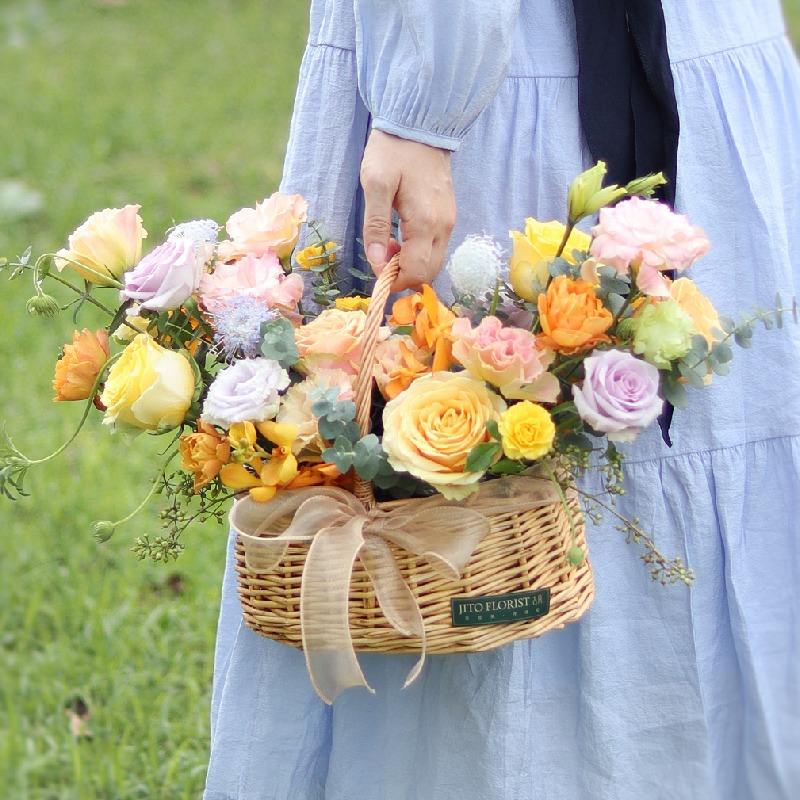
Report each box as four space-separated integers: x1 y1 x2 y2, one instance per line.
179 422 232 491
219 420 299 502
388 284 455 371
537 276 614 354
53 328 110 402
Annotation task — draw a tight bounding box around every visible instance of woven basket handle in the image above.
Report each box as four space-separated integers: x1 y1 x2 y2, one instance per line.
351 254 401 506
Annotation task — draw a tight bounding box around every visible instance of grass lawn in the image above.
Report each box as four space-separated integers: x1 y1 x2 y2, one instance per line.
1 2 799 799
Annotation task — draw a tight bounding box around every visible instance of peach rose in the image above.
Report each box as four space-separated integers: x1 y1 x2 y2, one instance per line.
217 193 308 260
537 276 614 354
179 422 232 491
451 316 559 402
382 372 507 500
55 205 146 286
669 277 721 346
276 368 355 455
53 329 110 402
509 218 591 302
295 308 367 375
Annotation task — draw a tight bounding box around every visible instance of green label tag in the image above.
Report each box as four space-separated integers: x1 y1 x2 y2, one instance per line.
450 589 551 627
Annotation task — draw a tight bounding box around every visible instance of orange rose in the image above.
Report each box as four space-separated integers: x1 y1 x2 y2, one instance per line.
295 307 366 375
537 276 613 354
53 329 110 402
669 277 721 346
179 422 232 491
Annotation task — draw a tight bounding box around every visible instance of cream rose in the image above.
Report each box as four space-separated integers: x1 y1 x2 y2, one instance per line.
55 205 146 286
382 372 507 500
101 334 196 432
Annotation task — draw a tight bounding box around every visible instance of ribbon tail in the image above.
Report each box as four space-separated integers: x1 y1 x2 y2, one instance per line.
301 517 374 704
360 537 427 690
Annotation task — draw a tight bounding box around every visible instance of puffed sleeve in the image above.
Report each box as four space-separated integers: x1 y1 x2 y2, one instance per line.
354 0 521 151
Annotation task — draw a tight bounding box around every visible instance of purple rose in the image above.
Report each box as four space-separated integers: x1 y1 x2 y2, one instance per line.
572 350 663 443
201 358 290 427
120 240 201 312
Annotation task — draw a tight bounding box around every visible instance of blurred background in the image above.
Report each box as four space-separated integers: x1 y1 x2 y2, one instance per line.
0 2 798 797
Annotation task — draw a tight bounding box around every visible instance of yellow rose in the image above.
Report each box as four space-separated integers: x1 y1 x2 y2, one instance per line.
499 401 555 461
382 372 506 500
100 334 196 432
55 205 146 286
509 219 591 301
295 242 337 270
669 277 721 346
334 295 371 312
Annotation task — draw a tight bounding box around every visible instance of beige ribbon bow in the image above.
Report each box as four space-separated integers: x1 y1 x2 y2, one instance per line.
230 477 559 703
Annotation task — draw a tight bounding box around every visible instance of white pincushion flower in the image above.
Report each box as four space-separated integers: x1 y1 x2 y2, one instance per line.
167 219 220 245
446 235 503 298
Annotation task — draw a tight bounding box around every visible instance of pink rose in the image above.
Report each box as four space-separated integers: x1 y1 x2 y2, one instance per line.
199 252 304 313
571 349 663 443
451 316 560 402
217 193 308 260
295 308 367 376
120 240 201 311
590 197 710 297
276 369 355 455
372 335 431 399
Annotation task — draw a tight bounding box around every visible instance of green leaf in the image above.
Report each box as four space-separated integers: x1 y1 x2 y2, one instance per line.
678 361 706 390
718 315 737 334
321 436 355 474
711 340 733 364
353 434 385 481
464 441 501 473
661 376 688 409
486 419 501 440
317 417 360 443
488 458 527 475
547 257 573 278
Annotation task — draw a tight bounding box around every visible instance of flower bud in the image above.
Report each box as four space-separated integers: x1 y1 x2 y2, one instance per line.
26 294 61 317
567 161 627 224
625 172 667 198
567 546 585 566
92 520 116 542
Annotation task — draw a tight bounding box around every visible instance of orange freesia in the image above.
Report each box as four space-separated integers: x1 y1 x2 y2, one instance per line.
53 328 110 402
384 341 431 399
179 422 232 491
537 276 613 354
389 284 456 371
219 420 299 502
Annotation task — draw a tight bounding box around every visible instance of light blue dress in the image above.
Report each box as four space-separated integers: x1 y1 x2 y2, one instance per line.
204 2 800 798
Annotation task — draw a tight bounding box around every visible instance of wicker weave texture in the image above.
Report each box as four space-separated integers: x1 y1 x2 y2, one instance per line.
235 494 594 654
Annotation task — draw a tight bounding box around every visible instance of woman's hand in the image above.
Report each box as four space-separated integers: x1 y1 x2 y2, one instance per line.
360 130 457 292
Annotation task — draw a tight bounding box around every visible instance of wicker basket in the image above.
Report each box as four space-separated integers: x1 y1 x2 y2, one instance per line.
234 256 594 659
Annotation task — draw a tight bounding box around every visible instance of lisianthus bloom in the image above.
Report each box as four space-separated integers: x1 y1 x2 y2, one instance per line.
389 285 456 371
498 401 556 461
451 316 559 402
55 205 146 286
219 420 299 502
120 239 202 312
295 307 367 375
295 241 336 270
669 277 721 346
199 252 304 314
217 193 308 261
382 372 506 500
179 421 232 491
631 299 696 368
509 218 591 302
537 276 614 354
100 334 196 432
201 358 290 427
572 350 663 442
590 197 710 296
53 328 110 402
446 234 503 298
373 336 431 400
334 295 371 312
276 368 355 455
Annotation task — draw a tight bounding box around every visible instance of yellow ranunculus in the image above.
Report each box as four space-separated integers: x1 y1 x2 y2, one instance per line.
509 219 591 302
55 205 146 287
295 242 337 270
334 295 371 312
382 372 506 500
499 401 555 461
100 334 196 432
53 328 110 402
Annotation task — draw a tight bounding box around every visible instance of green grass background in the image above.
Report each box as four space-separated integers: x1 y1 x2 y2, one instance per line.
1 2 798 798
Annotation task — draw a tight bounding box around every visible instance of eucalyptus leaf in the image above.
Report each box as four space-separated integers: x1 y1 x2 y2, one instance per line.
661 377 689 409
465 441 501 473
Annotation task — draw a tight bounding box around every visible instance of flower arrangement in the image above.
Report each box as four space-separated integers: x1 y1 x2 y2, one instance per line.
2 163 794 584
